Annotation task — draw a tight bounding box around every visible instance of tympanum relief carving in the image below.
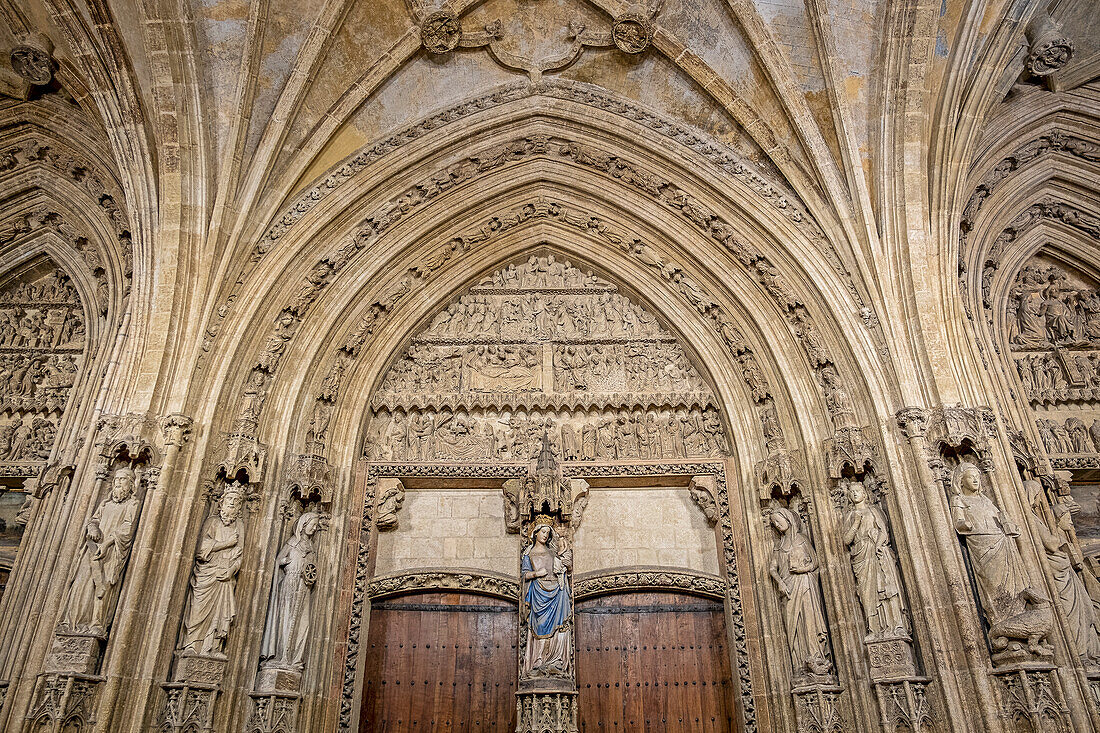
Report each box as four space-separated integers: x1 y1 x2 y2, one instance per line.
366 254 726 464
0 266 85 478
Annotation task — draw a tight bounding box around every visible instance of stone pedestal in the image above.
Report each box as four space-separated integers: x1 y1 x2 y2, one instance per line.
866 635 916 681
992 664 1069 730
172 652 228 686
44 632 103 675
791 683 846 732
156 652 228 733
516 692 578 733
255 664 301 694
247 692 301 733
26 673 102 731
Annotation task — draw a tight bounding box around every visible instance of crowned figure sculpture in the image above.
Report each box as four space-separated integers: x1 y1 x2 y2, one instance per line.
515 434 578 733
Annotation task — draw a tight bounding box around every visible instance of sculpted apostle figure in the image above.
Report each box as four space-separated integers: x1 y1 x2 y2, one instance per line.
1028 483 1100 664
179 481 247 656
521 516 573 677
952 463 1052 656
768 505 832 678
260 512 324 670
841 479 909 638
59 466 141 634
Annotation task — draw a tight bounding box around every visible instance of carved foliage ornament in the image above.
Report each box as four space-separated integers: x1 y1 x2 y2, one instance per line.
421 11 461 53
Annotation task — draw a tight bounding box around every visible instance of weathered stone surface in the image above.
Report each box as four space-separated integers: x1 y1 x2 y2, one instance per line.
0 1 1098 731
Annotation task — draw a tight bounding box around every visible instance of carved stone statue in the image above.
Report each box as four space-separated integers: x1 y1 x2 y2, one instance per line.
840 480 908 638
1028 482 1100 664
260 512 324 670
951 463 1052 660
768 505 832 679
375 480 404 530
59 466 140 634
521 516 573 678
179 481 247 656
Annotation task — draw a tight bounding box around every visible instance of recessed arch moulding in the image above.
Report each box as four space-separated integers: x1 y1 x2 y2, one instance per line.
159 97 927 732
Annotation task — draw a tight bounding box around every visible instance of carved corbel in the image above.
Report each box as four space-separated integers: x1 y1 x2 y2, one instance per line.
159 413 194 451
1024 13 1074 80
756 449 805 500
375 478 405 531
10 32 54 86
688 475 719 526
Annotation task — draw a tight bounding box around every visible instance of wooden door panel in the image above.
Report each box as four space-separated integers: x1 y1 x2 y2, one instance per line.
361 591 517 732
576 591 737 732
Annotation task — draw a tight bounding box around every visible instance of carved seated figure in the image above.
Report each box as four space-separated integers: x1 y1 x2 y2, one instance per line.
951 463 1053 663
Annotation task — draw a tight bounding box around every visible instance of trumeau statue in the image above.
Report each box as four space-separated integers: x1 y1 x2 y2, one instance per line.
768 505 832 679
951 463 1052 659
841 479 909 639
260 512 324 670
58 466 140 634
521 515 573 678
1027 481 1100 664
179 480 247 656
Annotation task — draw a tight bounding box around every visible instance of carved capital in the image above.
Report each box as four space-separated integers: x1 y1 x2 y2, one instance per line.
159 413 194 449
895 407 929 439
1025 14 1074 77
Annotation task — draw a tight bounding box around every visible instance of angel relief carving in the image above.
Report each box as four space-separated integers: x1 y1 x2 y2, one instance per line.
366 254 727 463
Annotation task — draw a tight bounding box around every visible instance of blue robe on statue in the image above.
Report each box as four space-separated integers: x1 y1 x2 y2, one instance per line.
522 554 571 638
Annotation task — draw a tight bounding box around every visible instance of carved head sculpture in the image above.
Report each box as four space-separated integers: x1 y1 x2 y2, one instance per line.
110 466 137 502
530 514 555 545
954 462 984 496
295 511 323 540
769 506 797 536
219 481 248 524
845 479 867 506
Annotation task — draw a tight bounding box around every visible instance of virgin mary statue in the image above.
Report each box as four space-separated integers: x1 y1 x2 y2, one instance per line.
521 515 573 677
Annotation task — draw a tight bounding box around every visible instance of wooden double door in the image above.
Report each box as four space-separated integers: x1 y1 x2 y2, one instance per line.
361 589 737 732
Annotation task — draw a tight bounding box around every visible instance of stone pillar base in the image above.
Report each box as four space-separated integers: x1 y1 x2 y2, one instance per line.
516 691 577 733
992 665 1069 730
157 683 218 733
255 665 301 694
792 683 846 733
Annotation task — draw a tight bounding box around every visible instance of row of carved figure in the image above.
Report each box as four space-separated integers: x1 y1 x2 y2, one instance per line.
368 406 727 462
0 352 79 413
1013 352 1100 404
0 305 85 351
1009 263 1100 350
379 340 706 396
0 415 56 463
1036 417 1100 455
426 290 668 342
475 255 604 290
0 273 79 304
59 470 323 676
771 465 1100 687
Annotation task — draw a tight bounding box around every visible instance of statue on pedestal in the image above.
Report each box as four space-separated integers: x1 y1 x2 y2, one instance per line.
59 466 140 635
841 479 909 638
260 512 324 671
179 481 247 656
521 515 573 678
